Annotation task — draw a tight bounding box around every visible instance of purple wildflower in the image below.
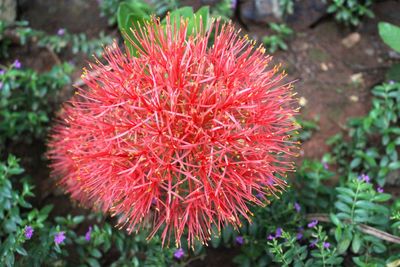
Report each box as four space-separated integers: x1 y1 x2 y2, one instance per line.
275 228 283 238
267 234 275 240
323 162 329 170
256 192 264 199
173 248 184 260
0 70 5 75
309 239 318 248
13 59 21 69
235 236 244 245
377 186 384 193
389 80 395 85
296 232 303 240
54 231 66 245
24 226 34 239
308 220 318 228
323 242 330 249
294 202 301 213
57 28 65 36
358 174 370 183
231 0 237 9
85 226 92 241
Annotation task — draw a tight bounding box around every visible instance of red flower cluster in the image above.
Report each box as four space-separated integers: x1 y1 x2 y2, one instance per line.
48 17 298 247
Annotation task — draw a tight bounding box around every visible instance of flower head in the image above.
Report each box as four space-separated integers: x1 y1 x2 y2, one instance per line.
0 70 5 75
377 186 384 193
235 236 244 245
57 28 66 36
309 239 318 248
54 231 66 245
296 232 303 240
85 226 92 241
24 226 34 239
48 16 298 247
308 220 318 228
174 248 184 259
275 227 283 238
294 202 301 213
358 174 370 183
13 59 21 69
323 241 330 249
323 162 329 170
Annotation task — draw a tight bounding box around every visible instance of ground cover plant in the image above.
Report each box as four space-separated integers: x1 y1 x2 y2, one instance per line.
1 0 400 266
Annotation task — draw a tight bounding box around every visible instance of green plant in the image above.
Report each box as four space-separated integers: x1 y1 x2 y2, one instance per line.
262 23 293 53
327 0 374 26
378 22 400 53
0 63 72 149
0 155 180 267
118 4 210 56
0 21 112 58
331 175 391 265
279 0 295 16
327 82 400 185
211 0 234 20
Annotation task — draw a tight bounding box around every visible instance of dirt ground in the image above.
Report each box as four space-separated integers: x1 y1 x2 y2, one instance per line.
12 0 400 266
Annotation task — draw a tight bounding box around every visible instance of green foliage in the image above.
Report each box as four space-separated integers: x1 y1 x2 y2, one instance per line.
294 117 320 142
279 0 295 16
327 0 374 26
268 226 343 267
378 22 400 53
211 0 234 20
0 63 72 149
0 155 178 267
327 82 400 185
1 21 112 58
99 0 123 26
262 23 293 53
118 4 211 57
332 176 391 264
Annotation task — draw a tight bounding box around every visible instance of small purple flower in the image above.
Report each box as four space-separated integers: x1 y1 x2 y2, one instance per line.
174 248 184 260
275 228 282 238
296 232 303 240
85 226 92 241
24 226 34 239
309 239 318 248
377 186 384 193
294 202 301 213
256 192 264 199
358 174 370 183
267 234 275 240
235 236 244 245
151 197 157 205
54 231 66 245
323 242 330 249
13 59 21 69
389 80 395 85
308 220 318 228
323 162 329 170
57 28 65 36
0 70 5 75
231 0 237 9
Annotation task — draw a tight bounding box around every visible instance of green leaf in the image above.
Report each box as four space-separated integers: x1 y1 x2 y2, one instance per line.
388 161 400 170
335 201 351 213
378 22 400 53
330 213 342 226
117 2 153 57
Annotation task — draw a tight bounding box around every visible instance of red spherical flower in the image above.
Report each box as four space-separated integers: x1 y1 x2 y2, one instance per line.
48 17 298 247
